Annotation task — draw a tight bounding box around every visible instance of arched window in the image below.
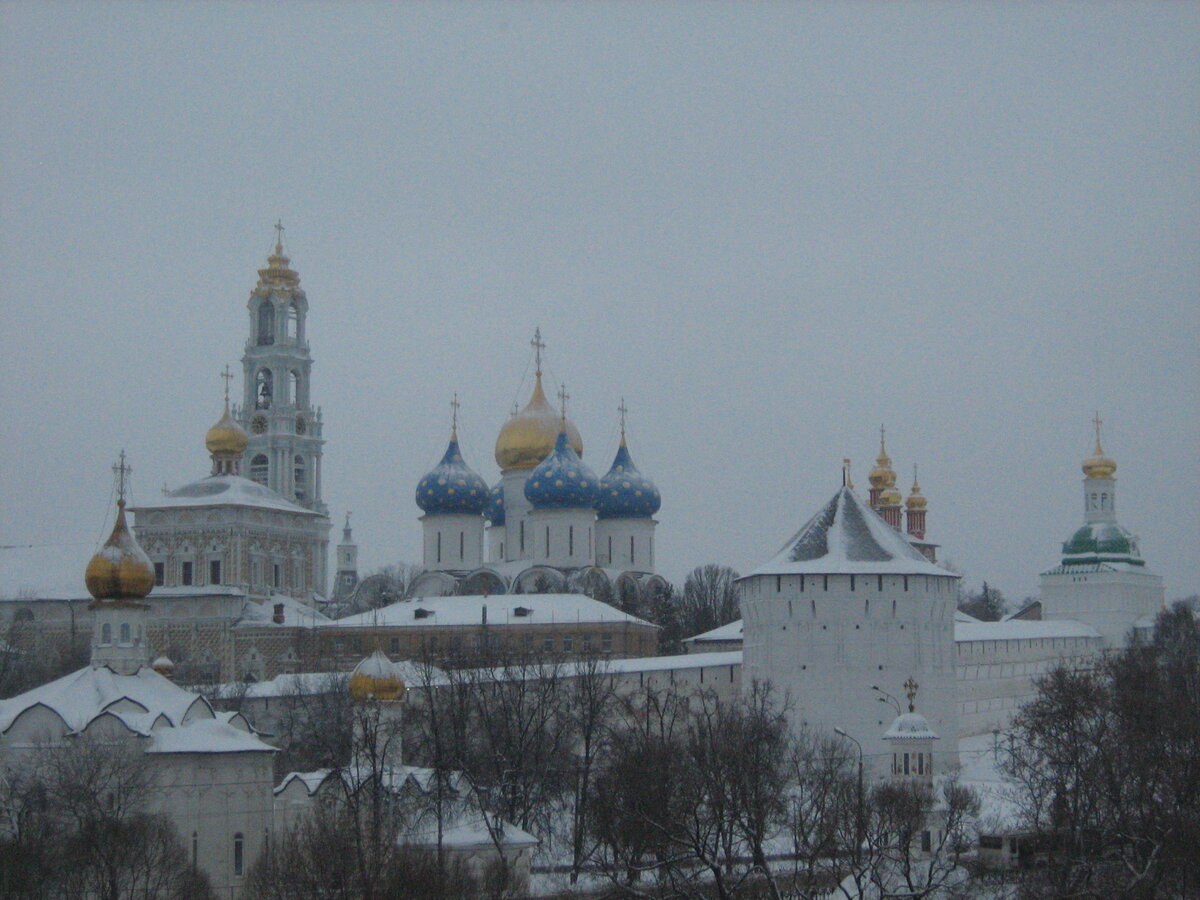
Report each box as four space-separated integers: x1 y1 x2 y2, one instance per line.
250 454 269 486
288 370 301 407
119 623 130 643
256 301 274 345
294 455 306 502
255 369 273 409
233 832 244 876
1101 492 1109 510
101 623 112 644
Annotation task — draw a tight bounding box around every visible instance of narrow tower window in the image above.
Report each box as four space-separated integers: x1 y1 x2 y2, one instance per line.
233 833 244 876
294 456 306 502
250 455 269 486
257 302 274 345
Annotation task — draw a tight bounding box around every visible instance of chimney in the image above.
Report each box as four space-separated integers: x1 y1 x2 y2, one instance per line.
273 603 285 624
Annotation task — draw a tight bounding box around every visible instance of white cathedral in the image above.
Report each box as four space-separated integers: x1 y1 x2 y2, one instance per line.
408 331 669 603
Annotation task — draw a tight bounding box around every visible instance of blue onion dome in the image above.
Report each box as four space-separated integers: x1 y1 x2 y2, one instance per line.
597 436 661 519
415 432 489 515
525 430 601 510
486 479 506 526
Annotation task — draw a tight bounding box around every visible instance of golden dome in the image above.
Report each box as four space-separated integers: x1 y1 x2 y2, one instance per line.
85 500 155 603
349 650 407 702
495 372 583 470
880 487 903 506
906 468 927 510
868 428 897 489
1082 414 1116 479
1082 447 1116 480
206 398 249 457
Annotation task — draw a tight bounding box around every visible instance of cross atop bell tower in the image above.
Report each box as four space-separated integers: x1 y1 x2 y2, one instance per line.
238 224 327 514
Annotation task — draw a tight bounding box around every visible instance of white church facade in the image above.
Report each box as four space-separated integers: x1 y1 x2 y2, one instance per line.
408 330 670 604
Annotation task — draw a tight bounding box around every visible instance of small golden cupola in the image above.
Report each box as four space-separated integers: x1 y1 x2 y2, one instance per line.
85 453 155 604
1082 411 1117 480
349 649 407 702
868 426 898 492
206 367 249 475
906 466 927 511
494 328 583 470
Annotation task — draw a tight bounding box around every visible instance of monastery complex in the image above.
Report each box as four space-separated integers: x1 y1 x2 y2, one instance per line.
0 234 1168 894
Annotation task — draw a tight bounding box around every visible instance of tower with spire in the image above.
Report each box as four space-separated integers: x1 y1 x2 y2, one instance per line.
493 329 585 565
416 395 489 573
595 399 661 571
332 512 360 604
239 223 327 514
524 385 600 570
1039 415 1163 647
86 453 156 675
868 426 904 530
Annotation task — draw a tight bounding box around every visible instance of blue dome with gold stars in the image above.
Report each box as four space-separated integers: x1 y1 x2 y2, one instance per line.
597 438 661 519
416 435 489 515
525 430 600 510
485 479 505 526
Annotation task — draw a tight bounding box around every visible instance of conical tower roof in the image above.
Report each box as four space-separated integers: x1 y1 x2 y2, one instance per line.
746 486 953 577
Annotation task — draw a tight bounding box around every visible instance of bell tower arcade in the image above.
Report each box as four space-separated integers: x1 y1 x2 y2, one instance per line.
238 223 327 514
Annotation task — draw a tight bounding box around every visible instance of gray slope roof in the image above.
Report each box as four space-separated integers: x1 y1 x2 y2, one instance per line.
745 486 955 578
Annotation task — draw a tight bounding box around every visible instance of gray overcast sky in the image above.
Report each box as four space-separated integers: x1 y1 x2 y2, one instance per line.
1 2 1197 604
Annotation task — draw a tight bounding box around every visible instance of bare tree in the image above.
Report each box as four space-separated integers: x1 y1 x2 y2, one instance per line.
999 605 1200 900
564 654 620 884
271 672 355 779
680 564 741 638
0 733 213 900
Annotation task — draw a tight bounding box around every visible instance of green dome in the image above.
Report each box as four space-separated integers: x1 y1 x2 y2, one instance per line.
1061 522 1143 565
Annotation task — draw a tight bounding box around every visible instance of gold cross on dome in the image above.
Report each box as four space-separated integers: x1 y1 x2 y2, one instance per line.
112 450 132 504
450 392 460 435
221 365 234 402
1092 411 1104 451
557 384 569 421
903 677 919 713
618 398 628 438
274 219 285 253
531 327 545 374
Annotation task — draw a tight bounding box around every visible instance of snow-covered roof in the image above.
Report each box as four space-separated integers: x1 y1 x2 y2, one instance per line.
882 711 939 741
0 664 274 754
133 474 321 516
682 619 744 644
275 768 335 796
237 594 331 628
148 717 274 754
404 812 539 849
0 665 205 734
744 487 955 578
955 618 1101 642
591 650 742 674
324 593 654 630
954 609 981 623
212 662 446 700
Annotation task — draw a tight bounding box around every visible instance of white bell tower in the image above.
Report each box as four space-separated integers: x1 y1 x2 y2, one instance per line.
239 223 327 514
